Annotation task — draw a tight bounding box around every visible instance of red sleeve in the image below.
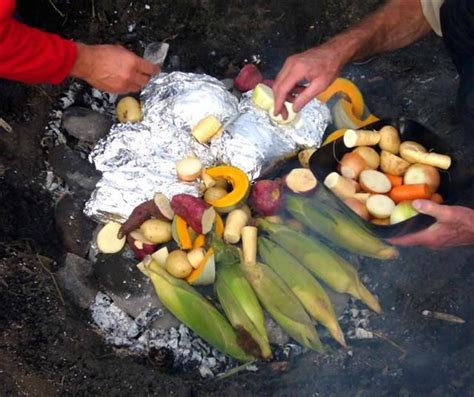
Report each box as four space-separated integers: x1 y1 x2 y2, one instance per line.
0 0 78 85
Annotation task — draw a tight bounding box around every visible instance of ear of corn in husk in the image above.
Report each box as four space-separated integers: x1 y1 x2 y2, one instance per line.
285 195 398 260
258 219 382 314
258 237 346 347
144 259 254 362
240 260 324 352
215 263 272 359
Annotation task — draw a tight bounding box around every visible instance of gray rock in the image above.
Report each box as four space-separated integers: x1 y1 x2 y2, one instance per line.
48 145 101 192
57 253 99 308
55 193 96 257
264 314 289 345
144 42 170 66
62 107 113 143
94 253 180 329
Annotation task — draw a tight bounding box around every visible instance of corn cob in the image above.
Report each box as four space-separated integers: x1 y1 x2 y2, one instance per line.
286 195 398 260
216 263 272 359
240 261 324 352
144 259 254 362
259 219 382 314
258 237 346 347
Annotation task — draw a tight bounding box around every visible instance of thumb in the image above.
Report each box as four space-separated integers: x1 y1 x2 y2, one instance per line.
412 199 451 222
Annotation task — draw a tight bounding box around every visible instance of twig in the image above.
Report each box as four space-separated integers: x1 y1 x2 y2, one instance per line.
215 360 257 380
48 0 65 18
372 331 407 360
91 0 96 19
36 253 65 305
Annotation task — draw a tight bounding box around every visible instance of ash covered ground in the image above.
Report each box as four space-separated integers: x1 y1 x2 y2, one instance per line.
0 0 473 395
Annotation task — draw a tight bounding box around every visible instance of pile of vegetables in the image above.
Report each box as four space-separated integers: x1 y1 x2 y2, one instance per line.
96 154 397 362
323 125 450 225
96 84 403 363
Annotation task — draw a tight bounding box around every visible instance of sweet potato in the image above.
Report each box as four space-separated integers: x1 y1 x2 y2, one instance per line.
171 194 216 234
119 199 168 238
250 179 283 216
97 221 126 254
234 64 263 92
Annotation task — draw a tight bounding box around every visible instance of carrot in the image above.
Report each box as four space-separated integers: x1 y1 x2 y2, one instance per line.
430 192 444 204
389 184 431 203
385 174 403 187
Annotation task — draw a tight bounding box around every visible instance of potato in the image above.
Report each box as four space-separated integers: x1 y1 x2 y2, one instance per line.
359 170 392 194
366 194 396 219
165 250 193 278
140 219 172 244
353 146 380 169
379 125 400 154
403 163 440 193
116 96 142 123
204 187 228 203
379 150 410 176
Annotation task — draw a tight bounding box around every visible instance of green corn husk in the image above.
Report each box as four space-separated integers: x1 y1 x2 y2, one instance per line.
286 195 398 260
215 263 272 359
240 261 324 352
258 237 346 347
145 261 254 362
259 219 382 314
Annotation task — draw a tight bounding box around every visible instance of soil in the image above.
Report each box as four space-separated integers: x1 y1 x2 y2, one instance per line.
1 0 473 396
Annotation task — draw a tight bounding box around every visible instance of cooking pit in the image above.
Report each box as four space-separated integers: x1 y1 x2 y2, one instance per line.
1 1 473 395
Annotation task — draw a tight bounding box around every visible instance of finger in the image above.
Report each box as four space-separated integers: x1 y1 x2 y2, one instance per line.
136 58 160 76
273 66 303 115
127 83 142 93
387 231 431 247
132 73 151 87
412 199 452 223
292 79 329 112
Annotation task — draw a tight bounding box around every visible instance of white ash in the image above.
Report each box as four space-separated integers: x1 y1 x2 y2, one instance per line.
42 82 116 151
340 297 375 340
90 291 305 377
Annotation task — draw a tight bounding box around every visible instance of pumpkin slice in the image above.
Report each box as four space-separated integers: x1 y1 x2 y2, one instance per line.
171 215 193 250
317 78 365 118
204 166 250 213
186 248 215 286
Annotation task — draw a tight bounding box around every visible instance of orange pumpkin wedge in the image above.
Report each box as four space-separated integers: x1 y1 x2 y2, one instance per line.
204 166 249 213
171 215 193 250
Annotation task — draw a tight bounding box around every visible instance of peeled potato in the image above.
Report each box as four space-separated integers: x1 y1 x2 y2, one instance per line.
116 97 142 123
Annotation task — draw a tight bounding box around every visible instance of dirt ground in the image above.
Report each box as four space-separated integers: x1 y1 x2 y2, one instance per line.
1 0 473 396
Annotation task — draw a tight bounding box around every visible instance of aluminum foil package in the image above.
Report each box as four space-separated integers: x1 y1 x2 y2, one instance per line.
85 72 330 222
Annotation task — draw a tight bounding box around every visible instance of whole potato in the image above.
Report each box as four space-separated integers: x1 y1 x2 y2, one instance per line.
140 219 172 244
165 250 193 278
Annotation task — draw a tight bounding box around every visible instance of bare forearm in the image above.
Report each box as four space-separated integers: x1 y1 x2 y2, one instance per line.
322 0 432 65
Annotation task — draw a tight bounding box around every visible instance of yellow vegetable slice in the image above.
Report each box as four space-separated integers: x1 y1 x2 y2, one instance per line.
186 248 215 285
204 166 250 213
317 78 365 118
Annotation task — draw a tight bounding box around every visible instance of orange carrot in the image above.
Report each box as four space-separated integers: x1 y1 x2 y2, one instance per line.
389 184 431 203
385 174 403 187
431 192 444 204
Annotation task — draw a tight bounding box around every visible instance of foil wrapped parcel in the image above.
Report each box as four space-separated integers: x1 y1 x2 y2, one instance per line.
85 72 330 222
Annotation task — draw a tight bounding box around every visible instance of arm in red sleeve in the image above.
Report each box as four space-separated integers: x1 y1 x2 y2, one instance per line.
0 1 78 85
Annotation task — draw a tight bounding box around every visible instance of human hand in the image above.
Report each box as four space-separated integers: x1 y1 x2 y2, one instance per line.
388 200 474 249
272 45 345 117
70 43 160 93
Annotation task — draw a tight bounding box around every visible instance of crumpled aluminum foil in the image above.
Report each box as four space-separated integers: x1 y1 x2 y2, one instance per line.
85 72 329 223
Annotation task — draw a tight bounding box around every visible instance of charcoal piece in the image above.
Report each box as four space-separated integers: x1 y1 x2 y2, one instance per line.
57 253 99 308
48 144 101 192
62 106 113 143
264 314 290 345
149 347 174 372
55 193 96 257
